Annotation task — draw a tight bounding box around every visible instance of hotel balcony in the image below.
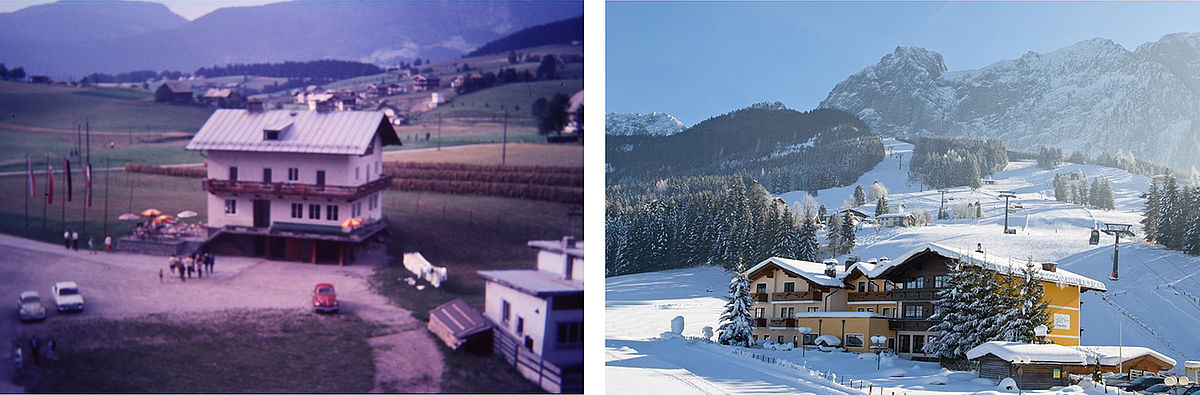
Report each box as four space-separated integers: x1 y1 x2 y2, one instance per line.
888 317 935 331
848 291 891 302
888 289 940 301
770 291 822 301
754 318 767 327
203 175 392 201
751 293 769 302
768 318 797 328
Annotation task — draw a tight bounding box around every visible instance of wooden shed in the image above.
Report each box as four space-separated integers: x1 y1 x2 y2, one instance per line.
967 341 1087 390
428 298 492 352
1068 346 1176 375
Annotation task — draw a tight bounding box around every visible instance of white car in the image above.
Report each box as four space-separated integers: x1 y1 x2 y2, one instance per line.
52 281 84 313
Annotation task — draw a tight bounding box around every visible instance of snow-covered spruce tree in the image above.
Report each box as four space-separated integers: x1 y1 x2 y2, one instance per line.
1159 176 1180 249
1183 186 1200 255
840 211 856 254
1142 179 1160 244
852 185 866 207
718 260 755 347
779 206 803 259
876 196 889 217
927 258 989 368
868 180 888 203
826 213 843 254
995 259 1050 343
798 217 819 261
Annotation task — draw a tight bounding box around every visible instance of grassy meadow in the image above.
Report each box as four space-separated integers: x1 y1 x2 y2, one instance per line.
383 143 584 167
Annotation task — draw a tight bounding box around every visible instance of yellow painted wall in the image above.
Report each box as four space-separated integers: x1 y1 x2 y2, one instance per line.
753 317 894 350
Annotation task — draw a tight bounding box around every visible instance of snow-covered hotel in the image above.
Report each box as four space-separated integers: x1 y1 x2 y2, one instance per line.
745 243 1106 360
186 103 401 264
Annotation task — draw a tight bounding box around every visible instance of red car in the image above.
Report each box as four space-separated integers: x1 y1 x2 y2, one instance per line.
312 283 339 313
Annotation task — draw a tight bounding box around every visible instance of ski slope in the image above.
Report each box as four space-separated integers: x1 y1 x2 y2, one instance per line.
607 137 1200 393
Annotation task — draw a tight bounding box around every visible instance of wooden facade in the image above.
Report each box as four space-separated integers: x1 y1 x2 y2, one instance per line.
976 354 1075 390
1064 355 1175 375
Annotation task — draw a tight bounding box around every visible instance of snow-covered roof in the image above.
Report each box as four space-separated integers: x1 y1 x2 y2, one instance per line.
884 243 1107 291
1072 346 1176 367
877 213 914 219
814 335 841 346
1186 361 1200 368
966 341 1087 364
477 269 583 297
839 261 880 280
745 257 847 288
794 312 884 319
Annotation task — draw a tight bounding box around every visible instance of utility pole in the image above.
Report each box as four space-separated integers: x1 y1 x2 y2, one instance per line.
999 191 1017 234
1101 224 1134 281
937 189 948 220
437 114 442 151
502 109 508 165
103 155 109 238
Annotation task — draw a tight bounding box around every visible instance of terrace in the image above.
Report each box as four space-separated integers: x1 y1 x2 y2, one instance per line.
202 175 393 200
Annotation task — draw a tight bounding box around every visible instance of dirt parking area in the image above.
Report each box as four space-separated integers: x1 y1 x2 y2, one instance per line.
0 233 442 393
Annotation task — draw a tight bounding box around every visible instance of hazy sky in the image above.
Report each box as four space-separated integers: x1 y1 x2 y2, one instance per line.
607 1 1200 126
0 0 284 20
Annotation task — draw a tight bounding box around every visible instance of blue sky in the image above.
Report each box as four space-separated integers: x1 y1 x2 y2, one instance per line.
607 1 1200 126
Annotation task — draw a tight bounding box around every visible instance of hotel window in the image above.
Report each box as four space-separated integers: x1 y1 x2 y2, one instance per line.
866 308 874 313
906 277 925 289
807 307 819 312
290 203 302 218
326 205 339 221
898 335 911 353
287 167 299 181
935 275 951 288
262 168 272 183
501 300 511 323
882 307 892 317
755 283 766 294
884 281 895 291
754 308 764 318
308 204 320 219
516 317 524 334
845 334 864 348
780 307 795 318
778 336 785 344
867 282 877 292
224 199 236 214
857 308 865 312
857 281 866 292
524 336 534 351
913 335 926 353
557 322 583 345
904 305 925 318
229 166 238 181
783 282 795 292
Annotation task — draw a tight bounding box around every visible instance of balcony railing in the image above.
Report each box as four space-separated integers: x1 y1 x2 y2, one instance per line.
771 291 822 301
768 318 797 328
751 293 769 302
848 291 891 302
754 318 767 327
888 317 934 331
889 289 939 301
203 175 392 200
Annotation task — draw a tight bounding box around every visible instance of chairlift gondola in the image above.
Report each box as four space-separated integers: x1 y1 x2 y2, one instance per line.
1089 229 1101 245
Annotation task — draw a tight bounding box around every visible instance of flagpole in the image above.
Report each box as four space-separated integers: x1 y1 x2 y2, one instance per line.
104 156 110 239
42 156 48 230
24 153 29 231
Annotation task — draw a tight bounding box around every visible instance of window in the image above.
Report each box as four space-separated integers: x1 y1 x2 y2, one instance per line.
904 305 925 318
262 168 272 183
290 203 302 218
326 205 339 221
857 308 865 312
857 281 866 292
780 307 795 318
557 322 583 345
755 283 766 294
355 166 360 180
807 307 819 312
783 282 795 292
867 282 877 292
316 170 325 186
906 277 925 289
754 308 764 318
778 335 785 344
882 307 891 317
884 281 895 291
516 317 524 334
287 167 299 181
224 199 236 214
229 166 238 181
264 130 279 140
501 300 511 323
802 333 818 345
552 294 583 310
913 335 926 354
793 336 799 346
898 335 911 353
866 308 875 313
935 275 951 288
845 334 864 348
524 335 534 351
308 204 320 220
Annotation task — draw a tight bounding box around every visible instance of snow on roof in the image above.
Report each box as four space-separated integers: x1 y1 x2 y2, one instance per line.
477 269 583 297
1073 346 1177 367
745 257 847 288
886 243 1107 291
794 311 884 319
1186 361 1200 368
877 213 915 219
839 261 880 280
186 109 401 155
814 335 841 346
966 341 1087 364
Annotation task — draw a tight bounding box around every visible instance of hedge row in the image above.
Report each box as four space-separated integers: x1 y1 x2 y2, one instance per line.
389 178 582 204
384 162 582 175
124 164 205 178
385 168 582 188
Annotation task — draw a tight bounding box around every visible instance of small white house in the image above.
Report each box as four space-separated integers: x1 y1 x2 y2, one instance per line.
477 236 583 393
877 212 916 227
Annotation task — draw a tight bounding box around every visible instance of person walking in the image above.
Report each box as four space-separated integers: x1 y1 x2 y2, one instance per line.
63 230 70 249
159 268 164 283
195 253 203 279
178 260 186 282
87 237 96 254
45 336 57 366
28 336 40 367
207 253 215 273
104 235 112 252
168 255 179 276
71 231 79 251
186 256 194 279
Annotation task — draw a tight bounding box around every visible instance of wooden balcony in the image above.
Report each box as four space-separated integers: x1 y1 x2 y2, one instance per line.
848 291 891 302
751 293 769 302
888 318 934 331
754 318 767 327
768 318 797 328
203 175 392 200
771 291 822 301
889 289 939 301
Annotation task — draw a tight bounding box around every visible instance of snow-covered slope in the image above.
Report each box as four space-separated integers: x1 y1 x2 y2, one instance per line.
820 34 1200 171
604 112 686 136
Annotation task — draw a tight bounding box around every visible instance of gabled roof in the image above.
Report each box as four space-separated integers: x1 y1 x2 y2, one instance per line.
1072 346 1176 367
429 298 490 339
744 257 847 288
879 243 1106 291
966 341 1087 365
877 212 914 219
185 109 401 155
162 82 190 93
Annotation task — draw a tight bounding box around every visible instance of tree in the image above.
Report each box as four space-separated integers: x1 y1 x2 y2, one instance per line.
927 258 1001 368
975 202 982 219
995 259 1050 343
533 92 571 135
718 260 755 347
839 211 856 254
536 54 558 80
868 180 888 202
799 193 819 221
797 217 819 261
851 185 866 207
1143 179 1160 244
818 204 827 221
9 67 25 81
826 213 843 254
875 197 889 217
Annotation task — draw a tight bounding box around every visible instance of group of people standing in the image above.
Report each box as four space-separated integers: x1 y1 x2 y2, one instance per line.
11 334 58 373
163 252 215 283
62 229 111 254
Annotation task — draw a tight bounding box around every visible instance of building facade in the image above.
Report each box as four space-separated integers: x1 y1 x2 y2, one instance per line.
186 108 401 264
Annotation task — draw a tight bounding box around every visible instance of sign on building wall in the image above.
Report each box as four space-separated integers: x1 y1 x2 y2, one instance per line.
1053 313 1071 330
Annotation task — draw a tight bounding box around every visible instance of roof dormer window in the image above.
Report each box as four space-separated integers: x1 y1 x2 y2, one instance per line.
263 121 292 141
265 130 279 140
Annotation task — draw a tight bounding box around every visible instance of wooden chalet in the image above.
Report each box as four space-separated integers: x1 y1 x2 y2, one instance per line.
156 82 194 105
967 341 1087 390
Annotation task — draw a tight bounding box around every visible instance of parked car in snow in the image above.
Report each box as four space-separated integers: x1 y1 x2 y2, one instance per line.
52 281 84 313
17 291 46 322
1120 377 1165 392
312 283 339 313
1140 384 1172 394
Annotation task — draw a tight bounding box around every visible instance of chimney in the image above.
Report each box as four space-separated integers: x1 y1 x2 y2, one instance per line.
246 99 264 113
824 259 838 277
1042 262 1057 272
561 236 577 249
844 255 858 270
561 236 577 281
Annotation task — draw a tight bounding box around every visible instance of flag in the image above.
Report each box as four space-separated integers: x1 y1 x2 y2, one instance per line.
84 163 93 208
26 154 34 198
63 158 72 202
46 160 53 204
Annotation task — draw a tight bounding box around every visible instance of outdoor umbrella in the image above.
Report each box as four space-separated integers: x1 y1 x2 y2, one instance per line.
340 218 364 228
153 214 175 224
177 210 199 219
141 208 163 217
118 213 141 221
